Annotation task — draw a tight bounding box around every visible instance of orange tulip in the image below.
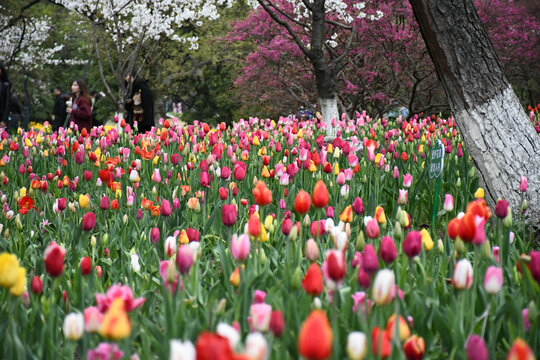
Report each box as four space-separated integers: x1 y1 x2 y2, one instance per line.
253 181 272 206
339 205 353 223
312 180 329 208
371 327 392 358
302 263 323 296
294 190 311 214
506 338 535 360
298 310 332 360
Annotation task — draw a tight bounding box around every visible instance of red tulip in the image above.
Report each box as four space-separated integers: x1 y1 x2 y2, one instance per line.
195 332 234 360
403 231 422 258
82 212 96 232
44 242 66 277
222 204 238 227
81 257 92 275
302 263 323 296
269 310 285 337
31 276 43 294
372 327 392 358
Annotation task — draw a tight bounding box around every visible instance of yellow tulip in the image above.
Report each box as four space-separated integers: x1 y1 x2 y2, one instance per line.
79 194 90 208
10 267 26 296
100 298 131 340
0 253 20 289
474 188 485 199
420 229 434 251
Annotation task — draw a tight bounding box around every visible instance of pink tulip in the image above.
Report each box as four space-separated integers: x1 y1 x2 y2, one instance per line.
95 284 145 313
305 238 319 261
372 269 396 305
176 245 194 275
231 233 250 261
403 173 412 188
150 227 160 243
379 236 397 263
444 194 454 212
152 168 161 183
253 290 266 304
249 303 272 332
159 260 179 293
520 176 527 192
365 217 380 239
465 335 488 360
83 306 103 333
100 196 109 210
403 231 422 258
398 189 408 205
87 343 124 360
483 266 503 294
361 245 379 274
161 199 172 217
352 197 364 215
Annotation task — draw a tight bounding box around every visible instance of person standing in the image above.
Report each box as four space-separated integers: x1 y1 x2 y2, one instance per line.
52 87 68 132
0 62 11 130
124 71 154 133
66 79 92 133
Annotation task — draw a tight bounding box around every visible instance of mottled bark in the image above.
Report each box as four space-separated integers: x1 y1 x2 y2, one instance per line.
409 0 540 226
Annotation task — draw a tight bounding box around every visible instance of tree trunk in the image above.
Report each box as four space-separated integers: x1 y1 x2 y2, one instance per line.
320 96 339 137
409 0 540 227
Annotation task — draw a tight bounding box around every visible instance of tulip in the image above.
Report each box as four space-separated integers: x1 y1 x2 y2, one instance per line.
245 332 268 360
82 212 96 232
398 189 408 205
63 312 84 341
161 199 172 217
528 251 540 285
302 263 323 296
222 204 238 227
372 269 395 305
150 227 160 243
420 229 434 251
269 310 285 337
386 314 411 341
252 181 272 206
152 168 161 183
215 323 240 351
31 275 43 294
466 334 488 360
79 194 89 208
453 258 473 290
403 231 422 258
305 238 319 262
403 173 412 187
346 332 367 360
44 242 66 277
80 257 92 275
379 236 397 263
230 267 241 287
0 252 20 288
483 266 503 294
84 306 103 333
444 194 454 212
298 310 332 360
403 335 426 360
506 338 534 360
312 180 329 208
365 217 380 239
248 214 262 238
250 303 272 332
294 190 311 214
352 196 364 215
495 199 509 218
87 343 124 360
361 245 379 274
164 236 177 257
519 176 527 192
100 298 131 340
231 233 250 261
95 284 145 313
176 245 194 275
371 327 392 358
324 250 346 282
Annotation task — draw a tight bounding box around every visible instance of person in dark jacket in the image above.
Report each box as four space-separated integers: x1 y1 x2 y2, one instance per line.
0 62 11 129
66 79 92 133
124 71 154 133
52 87 68 132
7 93 22 132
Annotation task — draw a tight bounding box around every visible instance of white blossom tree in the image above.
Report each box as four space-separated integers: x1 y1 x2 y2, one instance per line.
52 0 236 112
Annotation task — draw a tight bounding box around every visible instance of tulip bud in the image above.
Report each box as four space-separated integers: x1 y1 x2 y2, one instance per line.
63 312 84 341
480 240 492 259
166 259 177 285
483 266 503 295
394 221 403 240
31 275 43 295
372 269 395 305
503 207 513 227
215 298 227 315
355 231 365 251
453 258 473 290
176 245 194 275
44 242 66 277
291 266 302 289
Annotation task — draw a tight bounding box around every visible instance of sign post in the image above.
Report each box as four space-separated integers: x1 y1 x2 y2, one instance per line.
429 140 445 232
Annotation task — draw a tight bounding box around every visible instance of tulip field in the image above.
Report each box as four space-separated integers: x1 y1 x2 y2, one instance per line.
0 109 539 360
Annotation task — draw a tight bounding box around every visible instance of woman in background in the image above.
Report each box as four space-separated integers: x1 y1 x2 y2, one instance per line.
66 79 92 132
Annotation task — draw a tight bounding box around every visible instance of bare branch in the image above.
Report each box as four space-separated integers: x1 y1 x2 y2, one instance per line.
301 0 313 11
265 0 311 31
325 19 352 30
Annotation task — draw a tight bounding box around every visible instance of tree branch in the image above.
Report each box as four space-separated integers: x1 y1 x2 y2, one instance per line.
256 0 311 59
265 0 311 31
